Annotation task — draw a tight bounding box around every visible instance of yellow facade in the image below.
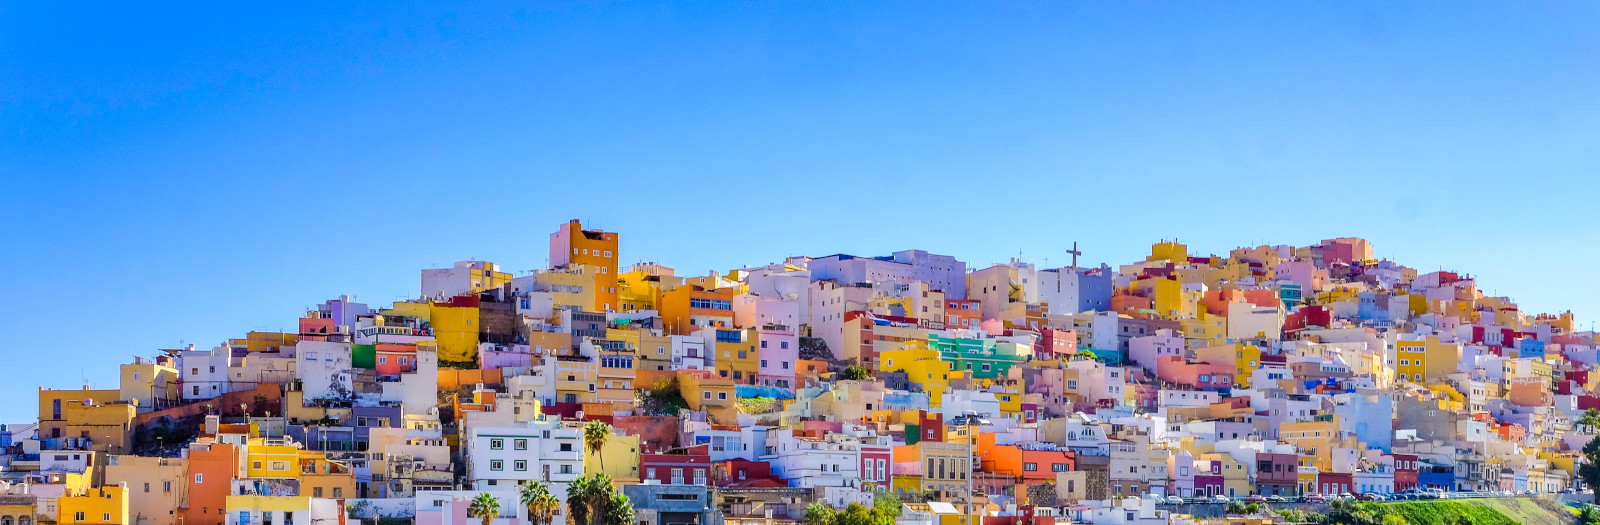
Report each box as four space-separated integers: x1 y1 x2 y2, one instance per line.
679 371 737 424
59 486 128 525
1181 314 1227 348
586 433 642 484
879 341 954 402
104 455 187 525
119 361 178 413
713 329 760 385
1133 278 1199 319
554 354 599 405
1280 417 1346 472
231 331 300 353
224 496 310 525
617 270 664 312
297 450 355 499
536 266 599 313
430 301 480 364
1150 241 1189 262
245 439 300 479
1396 340 1426 384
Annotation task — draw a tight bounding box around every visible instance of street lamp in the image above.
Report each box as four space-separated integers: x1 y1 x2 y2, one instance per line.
954 410 990 525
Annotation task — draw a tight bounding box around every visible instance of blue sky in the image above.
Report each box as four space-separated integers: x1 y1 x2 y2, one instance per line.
2 2 1598 415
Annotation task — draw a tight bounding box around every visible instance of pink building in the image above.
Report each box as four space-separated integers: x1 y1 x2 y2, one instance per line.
860 442 892 488
756 324 799 389
1128 330 1184 373
1154 356 1234 392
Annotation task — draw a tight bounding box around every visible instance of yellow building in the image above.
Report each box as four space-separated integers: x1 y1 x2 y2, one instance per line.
535 265 599 313
224 496 309 525
1280 416 1353 472
244 438 300 479
1181 313 1228 348
1196 343 1260 388
1149 241 1189 263
1200 452 1251 497
1396 336 1459 384
119 358 178 414
1132 277 1199 319
104 455 186 525
586 432 642 484
39 387 137 454
58 486 128 525
553 351 599 405
297 450 355 500
430 300 480 364
678 370 737 424
711 328 759 385
879 341 955 401
617 268 671 312
230 331 300 353
550 219 620 312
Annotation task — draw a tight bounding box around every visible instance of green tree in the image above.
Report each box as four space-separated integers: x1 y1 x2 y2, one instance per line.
834 503 893 525
519 480 561 525
873 492 903 518
804 502 836 525
1382 514 1408 525
1582 435 1600 504
604 491 635 525
468 492 501 525
841 365 869 381
567 474 598 525
1581 409 1600 433
584 420 613 472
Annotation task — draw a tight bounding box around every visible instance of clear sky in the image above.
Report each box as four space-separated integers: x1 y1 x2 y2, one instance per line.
2 2 1598 416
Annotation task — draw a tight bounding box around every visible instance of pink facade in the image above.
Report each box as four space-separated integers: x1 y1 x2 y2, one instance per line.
1128 331 1184 373
1154 356 1234 391
756 326 799 389
478 345 535 370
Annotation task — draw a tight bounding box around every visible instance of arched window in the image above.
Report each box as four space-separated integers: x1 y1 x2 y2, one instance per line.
21 514 33 525
3 515 14 525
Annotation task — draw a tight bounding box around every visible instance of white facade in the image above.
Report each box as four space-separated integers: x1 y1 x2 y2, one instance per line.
421 260 503 301
464 421 583 516
179 346 237 400
295 341 354 402
763 429 862 489
890 250 967 300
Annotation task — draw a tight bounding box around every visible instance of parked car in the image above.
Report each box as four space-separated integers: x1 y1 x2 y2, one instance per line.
1165 496 1184 505
1245 494 1267 503
1211 495 1231 504
1303 494 1328 503
1358 493 1384 501
1266 495 1288 503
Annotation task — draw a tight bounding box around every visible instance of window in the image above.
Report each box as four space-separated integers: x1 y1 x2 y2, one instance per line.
74 513 85 521
378 356 387 364
306 352 318 360
333 487 343 498
271 461 289 471
195 473 204 483
313 487 324 497
761 341 768 349
515 460 528 471
761 360 768 367
254 461 263 470
164 481 172 492
782 362 789 369
491 460 504 471
560 443 574 452
491 439 504 450
781 341 789 349
1024 462 1038 471
718 392 728 400
515 439 527 450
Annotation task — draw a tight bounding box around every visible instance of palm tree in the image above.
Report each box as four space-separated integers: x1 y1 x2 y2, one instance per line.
520 480 561 525
468 492 501 525
1580 409 1600 433
584 420 612 473
603 491 635 525
567 473 598 525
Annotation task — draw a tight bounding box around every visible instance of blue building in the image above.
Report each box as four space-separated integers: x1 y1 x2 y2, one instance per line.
623 483 722 525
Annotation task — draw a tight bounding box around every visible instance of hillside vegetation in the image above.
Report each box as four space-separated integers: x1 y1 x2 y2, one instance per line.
1289 498 1579 525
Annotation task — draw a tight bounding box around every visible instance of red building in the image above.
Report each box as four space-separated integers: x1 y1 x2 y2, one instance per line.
1318 472 1353 495
714 458 784 487
861 443 892 488
641 444 713 485
1391 453 1419 492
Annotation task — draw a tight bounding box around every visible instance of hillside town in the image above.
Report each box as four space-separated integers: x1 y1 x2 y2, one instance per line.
7 220 1600 525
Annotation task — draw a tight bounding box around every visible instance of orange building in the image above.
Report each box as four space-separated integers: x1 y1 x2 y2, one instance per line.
183 442 239 525
549 219 620 312
660 285 740 335
945 299 981 329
